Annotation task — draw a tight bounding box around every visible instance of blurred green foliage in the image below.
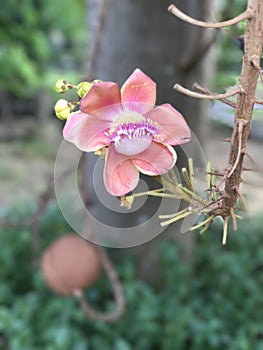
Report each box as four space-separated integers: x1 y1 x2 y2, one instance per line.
0 0 86 98
0 201 263 349
214 0 246 91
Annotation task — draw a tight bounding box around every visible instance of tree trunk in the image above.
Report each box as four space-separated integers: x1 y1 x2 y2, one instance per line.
86 0 215 281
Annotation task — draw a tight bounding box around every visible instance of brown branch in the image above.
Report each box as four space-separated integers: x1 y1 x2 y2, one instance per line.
227 120 246 178
193 83 237 108
174 83 242 100
168 4 253 28
75 144 125 322
219 0 263 218
74 247 125 322
254 98 263 105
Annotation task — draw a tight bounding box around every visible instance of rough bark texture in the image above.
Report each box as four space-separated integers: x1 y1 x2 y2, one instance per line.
219 0 263 217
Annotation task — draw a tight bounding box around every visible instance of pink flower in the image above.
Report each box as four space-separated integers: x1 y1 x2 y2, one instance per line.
63 69 190 196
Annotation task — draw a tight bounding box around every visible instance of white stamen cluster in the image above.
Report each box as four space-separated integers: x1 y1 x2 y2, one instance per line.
105 117 162 146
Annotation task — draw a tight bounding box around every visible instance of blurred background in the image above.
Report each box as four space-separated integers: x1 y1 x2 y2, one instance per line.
1 0 263 349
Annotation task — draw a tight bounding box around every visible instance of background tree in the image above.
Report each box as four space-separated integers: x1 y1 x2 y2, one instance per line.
86 0 215 279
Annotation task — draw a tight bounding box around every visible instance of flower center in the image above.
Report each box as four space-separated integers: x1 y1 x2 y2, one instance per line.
105 113 161 156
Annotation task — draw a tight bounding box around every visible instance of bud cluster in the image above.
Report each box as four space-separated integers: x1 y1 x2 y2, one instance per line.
54 79 102 120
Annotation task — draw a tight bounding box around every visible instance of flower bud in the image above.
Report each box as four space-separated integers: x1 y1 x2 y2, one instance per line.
54 99 71 120
77 81 92 98
55 79 67 93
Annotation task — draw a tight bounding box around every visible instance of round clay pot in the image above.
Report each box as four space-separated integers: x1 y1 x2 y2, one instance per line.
41 234 101 296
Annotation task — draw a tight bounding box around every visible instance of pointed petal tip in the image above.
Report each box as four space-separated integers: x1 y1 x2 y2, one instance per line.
121 68 156 113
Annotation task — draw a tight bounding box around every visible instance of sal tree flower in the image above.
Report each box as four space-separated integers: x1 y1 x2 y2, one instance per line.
63 69 190 196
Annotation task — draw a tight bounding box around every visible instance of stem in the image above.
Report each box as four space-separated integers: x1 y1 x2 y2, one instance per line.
74 247 125 322
160 210 193 227
190 215 215 231
220 0 263 217
159 207 189 219
222 217 229 245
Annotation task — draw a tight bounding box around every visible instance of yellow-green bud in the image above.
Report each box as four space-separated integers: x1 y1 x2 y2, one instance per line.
54 99 71 120
55 79 67 93
77 81 92 98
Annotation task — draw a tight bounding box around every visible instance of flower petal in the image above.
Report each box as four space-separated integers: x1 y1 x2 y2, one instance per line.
104 146 139 196
132 142 177 176
63 111 110 152
145 103 191 145
80 82 122 120
121 69 156 114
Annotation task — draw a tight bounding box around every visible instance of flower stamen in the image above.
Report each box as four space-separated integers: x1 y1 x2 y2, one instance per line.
105 115 162 156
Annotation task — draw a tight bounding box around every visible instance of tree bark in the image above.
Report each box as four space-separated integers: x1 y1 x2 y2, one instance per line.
86 0 215 281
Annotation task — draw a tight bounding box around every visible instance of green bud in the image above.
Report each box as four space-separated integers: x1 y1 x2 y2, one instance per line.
77 81 92 98
54 99 71 120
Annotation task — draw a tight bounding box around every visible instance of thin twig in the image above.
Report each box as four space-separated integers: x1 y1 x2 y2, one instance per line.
243 150 261 174
160 210 193 227
236 189 251 217
227 120 245 178
77 154 125 321
221 138 231 143
74 247 125 322
190 214 215 231
168 4 253 28
222 217 229 245
174 84 242 100
73 230 125 322
159 207 189 220
207 172 224 177
230 207 238 231
193 83 237 108
254 98 263 105
198 196 224 213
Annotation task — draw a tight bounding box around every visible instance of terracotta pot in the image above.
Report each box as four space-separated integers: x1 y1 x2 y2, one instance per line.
41 234 101 296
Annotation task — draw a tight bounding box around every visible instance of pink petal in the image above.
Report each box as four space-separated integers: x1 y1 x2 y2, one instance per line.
63 112 110 152
121 69 156 114
145 103 191 145
104 146 139 196
80 82 122 120
132 142 177 176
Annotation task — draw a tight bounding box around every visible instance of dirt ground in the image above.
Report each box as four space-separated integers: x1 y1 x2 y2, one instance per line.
0 118 263 217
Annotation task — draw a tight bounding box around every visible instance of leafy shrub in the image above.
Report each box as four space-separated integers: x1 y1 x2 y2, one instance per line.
0 0 86 98
0 202 263 349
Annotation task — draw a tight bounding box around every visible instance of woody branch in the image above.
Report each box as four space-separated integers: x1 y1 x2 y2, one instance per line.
219 0 263 218
169 0 263 220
